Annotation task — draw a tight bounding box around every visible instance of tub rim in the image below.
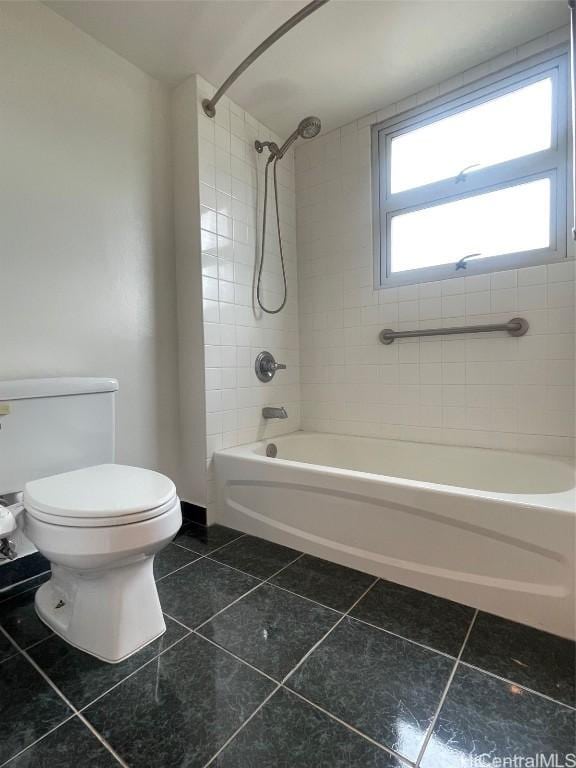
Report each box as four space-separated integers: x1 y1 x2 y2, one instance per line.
214 431 576 515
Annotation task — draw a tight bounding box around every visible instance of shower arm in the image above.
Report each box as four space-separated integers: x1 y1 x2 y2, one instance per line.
202 0 330 118
255 132 297 160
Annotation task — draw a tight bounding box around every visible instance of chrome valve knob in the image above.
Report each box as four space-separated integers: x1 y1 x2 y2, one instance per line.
255 351 286 382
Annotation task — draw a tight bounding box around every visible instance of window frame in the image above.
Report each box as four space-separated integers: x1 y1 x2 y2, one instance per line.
372 46 571 288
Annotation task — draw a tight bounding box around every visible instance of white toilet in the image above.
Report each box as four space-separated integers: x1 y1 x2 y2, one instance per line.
0 378 181 663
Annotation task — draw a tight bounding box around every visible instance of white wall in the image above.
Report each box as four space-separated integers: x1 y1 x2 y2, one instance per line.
171 77 207 505
195 77 301 511
0 3 180 481
296 28 576 457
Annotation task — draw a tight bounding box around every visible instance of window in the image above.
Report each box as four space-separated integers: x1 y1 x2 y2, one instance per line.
372 49 570 287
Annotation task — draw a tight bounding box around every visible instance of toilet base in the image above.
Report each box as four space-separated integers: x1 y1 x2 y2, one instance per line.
35 555 166 663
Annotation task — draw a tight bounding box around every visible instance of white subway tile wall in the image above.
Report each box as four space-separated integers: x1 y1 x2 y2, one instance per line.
295 29 576 457
196 78 301 506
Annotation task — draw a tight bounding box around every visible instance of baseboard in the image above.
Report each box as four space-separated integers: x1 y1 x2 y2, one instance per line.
181 501 207 526
0 551 50 592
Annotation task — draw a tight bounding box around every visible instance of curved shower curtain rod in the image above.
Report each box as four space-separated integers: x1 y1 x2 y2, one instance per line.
202 0 330 118
569 0 576 239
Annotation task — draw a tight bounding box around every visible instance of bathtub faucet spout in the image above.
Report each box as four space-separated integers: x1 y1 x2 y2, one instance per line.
262 406 288 420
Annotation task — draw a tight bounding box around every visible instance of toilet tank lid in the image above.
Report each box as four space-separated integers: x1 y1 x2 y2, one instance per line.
0 378 119 401
24 464 177 517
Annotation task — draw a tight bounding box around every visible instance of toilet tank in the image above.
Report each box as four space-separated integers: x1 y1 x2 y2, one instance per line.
0 378 118 495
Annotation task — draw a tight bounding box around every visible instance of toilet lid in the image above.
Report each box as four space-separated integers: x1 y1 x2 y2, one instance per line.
24 464 177 520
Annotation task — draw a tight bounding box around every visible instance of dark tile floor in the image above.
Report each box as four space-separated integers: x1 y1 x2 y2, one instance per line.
1 522 574 768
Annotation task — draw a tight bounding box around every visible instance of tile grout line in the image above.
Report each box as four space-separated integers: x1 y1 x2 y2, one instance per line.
168 548 576 715
196 550 466 661
279 576 379 687
192 581 264 631
203 555 267 582
345 613 459 661
192 549 574 713
0 633 54 668
173 591 415 766
155 532 249 582
160 543 472 669
193 630 279 685
200 684 282 768
0 624 128 768
215 551 305 581
66 713 130 768
154 554 204 583
197 576 380 767
6 540 572 766
0 713 78 768
76 629 194 715
256 579 344 615
172 530 248 558
69 551 304 721
194 553 305 632
414 609 479 768
200 553 344 617
458 659 576 712
161 611 194 633
169 582 417 766
285 687 416 767
281 573 377 682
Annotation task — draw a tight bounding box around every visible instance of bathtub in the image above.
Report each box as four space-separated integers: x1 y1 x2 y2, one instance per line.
214 432 576 639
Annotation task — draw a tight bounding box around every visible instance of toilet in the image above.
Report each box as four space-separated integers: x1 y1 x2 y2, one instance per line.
0 378 181 663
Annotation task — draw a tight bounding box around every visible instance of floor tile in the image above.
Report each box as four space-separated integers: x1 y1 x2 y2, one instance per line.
198 583 340 679
0 588 52 660
350 579 475 656
0 652 72 764
287 616 454 762
7 716 119 767
462 611 575 707
420 663 576 768
175 522 243 555
29 615 188 710
157 557 258 628
0 631 17 664
210 535 301 579
153 542 199 580
84 633 275 768
269 554 375 612
214 687 406 767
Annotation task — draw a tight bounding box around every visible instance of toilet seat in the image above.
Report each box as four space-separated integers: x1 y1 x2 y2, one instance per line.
24 464 178 528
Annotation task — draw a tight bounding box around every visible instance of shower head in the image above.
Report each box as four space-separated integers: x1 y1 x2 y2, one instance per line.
298 115 322 139
276 115 321 158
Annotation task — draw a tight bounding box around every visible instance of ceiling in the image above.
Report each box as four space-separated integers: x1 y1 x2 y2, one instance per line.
46 0 568 136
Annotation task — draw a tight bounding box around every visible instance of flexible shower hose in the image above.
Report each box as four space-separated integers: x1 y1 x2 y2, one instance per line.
257 154 288 314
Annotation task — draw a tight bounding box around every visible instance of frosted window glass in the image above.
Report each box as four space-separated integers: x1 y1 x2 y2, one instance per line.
391 79 552 193
390 178 550 273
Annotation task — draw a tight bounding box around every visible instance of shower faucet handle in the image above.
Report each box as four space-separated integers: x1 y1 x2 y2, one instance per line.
255 351 286 382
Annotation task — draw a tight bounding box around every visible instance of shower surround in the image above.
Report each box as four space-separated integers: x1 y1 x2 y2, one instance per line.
174 76 302 512
175 31 574 520
295 28 575 457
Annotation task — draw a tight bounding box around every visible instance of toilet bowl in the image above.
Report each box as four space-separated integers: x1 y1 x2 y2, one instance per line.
22 463 181 664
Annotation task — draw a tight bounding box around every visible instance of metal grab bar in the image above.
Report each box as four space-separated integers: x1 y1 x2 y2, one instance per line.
202 0 330 118
379 317 529 345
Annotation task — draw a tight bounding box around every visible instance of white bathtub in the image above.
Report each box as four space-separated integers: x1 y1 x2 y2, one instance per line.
214 432 576 639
